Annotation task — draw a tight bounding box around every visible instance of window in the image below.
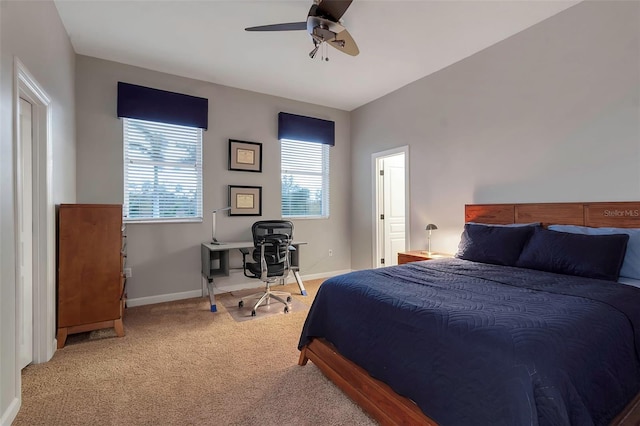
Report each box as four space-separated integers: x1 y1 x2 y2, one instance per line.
281 139 329 218
123 118 203 222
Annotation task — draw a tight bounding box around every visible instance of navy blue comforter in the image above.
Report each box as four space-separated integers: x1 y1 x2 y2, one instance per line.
298 259 640 425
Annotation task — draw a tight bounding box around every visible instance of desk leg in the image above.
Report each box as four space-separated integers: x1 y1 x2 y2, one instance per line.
293 271 307 296
206 279 217 312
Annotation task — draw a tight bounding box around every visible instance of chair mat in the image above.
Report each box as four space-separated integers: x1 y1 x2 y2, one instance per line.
220 288 308 322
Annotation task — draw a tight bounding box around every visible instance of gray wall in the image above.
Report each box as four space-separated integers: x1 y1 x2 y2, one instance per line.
75 56 352 300
0 0 76 422
350 1 640 270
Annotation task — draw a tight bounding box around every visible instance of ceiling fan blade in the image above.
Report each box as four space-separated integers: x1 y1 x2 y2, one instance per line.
315 0 353 22
245 22 307 32
327 29 359 56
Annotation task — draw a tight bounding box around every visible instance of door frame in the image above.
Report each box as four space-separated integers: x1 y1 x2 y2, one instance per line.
371 146 410 268
13 57 55 377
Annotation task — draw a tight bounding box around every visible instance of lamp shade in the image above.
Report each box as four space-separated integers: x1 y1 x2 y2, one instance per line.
426 224 438 231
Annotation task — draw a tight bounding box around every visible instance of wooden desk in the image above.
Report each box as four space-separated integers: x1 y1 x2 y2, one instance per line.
201 241 307 312
397 251 453 265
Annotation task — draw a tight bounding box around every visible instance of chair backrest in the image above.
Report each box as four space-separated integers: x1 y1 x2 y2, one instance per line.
251 220 294 264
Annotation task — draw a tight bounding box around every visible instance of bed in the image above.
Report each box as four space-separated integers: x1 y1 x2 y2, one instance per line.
298 202 640 425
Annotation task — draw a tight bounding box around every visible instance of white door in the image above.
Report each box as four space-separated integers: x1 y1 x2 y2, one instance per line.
375 152 406 267
373 147 409 268
19 97 33 369
382 154 405 266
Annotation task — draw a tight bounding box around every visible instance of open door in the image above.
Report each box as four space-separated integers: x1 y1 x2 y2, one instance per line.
18 97 33 369
373 147 409 267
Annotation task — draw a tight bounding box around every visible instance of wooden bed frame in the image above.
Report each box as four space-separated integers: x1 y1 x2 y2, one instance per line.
298 201 640 425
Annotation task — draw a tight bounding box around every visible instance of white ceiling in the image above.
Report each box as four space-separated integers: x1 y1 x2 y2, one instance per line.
54 0 579 111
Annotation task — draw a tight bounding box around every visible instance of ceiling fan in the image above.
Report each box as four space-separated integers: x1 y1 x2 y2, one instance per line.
245 0 359 60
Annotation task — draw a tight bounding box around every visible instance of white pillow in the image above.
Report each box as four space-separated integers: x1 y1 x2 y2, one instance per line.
548 225 640 280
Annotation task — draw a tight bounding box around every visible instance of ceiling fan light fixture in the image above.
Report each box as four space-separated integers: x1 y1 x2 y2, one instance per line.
244 0 359 58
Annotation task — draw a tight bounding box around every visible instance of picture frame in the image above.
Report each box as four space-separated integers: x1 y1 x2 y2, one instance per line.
228 185 262 216
229 139 262 173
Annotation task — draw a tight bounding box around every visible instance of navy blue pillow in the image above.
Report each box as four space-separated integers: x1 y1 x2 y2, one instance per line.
516 227 629 281
455 223 537 266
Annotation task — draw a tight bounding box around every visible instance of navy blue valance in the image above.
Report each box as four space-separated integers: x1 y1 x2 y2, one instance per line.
278 112 335 146
117 82 208 130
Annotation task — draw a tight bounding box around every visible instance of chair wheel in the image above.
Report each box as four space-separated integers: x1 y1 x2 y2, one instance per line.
286 296 292 302
251 310 256 316
238 300 244 308
284 306 289 314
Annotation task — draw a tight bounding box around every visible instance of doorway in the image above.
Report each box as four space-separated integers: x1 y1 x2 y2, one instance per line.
372 146 409 268
14 58 55 375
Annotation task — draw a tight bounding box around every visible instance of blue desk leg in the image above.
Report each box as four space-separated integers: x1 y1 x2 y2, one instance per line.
206 280 217 312
293 271 307 296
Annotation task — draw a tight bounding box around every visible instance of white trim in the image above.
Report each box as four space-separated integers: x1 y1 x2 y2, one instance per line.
127 269 353 307
126 290 204 307
205 268 352 297
371 146 410 268
291 269 352 282
13 58 55 371
0 397 20 426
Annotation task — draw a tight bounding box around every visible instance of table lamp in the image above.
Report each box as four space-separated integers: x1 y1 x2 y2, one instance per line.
211 206 232 244
425 223 438 255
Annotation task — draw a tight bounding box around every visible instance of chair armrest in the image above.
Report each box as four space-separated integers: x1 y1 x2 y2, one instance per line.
240 248 253 279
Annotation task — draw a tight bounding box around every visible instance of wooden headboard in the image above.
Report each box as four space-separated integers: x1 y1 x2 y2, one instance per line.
465 202 640 228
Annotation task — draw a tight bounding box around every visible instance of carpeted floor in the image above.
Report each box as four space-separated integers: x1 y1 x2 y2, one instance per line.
14 279 376 425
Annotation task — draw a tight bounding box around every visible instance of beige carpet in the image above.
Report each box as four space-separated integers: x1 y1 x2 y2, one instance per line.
13 279 376 426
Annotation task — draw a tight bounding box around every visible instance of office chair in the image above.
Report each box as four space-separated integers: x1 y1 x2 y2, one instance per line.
239 220 294 316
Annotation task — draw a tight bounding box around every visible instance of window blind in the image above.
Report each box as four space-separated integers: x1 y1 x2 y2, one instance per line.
123 118 203 222
281 139 329 218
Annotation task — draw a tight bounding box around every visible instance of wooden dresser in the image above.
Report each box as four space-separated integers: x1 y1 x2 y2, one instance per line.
397 251 453 265
57 204 126 348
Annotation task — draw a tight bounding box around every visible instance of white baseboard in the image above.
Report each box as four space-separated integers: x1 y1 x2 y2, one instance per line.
216 282 286 295
214 269 353 294
126 289 203 307
0 397 20 426
126 269 352 307
212 280 266 294
293 269 352 282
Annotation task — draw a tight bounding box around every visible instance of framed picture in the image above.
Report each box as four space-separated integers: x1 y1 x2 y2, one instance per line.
228 185 262 216
229 139 262 173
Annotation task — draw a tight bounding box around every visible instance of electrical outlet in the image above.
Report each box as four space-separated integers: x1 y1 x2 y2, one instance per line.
124 268 132 278
328 249 333 257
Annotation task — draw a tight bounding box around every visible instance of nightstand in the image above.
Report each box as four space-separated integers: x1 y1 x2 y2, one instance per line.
397 250 453 265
